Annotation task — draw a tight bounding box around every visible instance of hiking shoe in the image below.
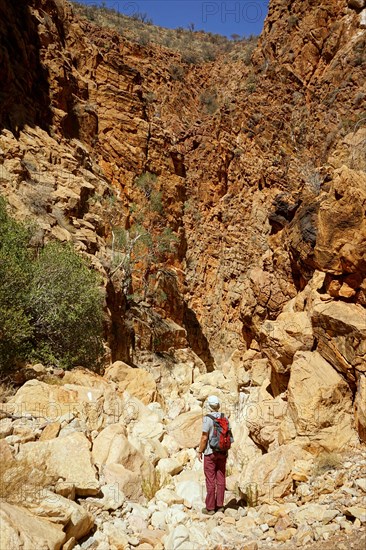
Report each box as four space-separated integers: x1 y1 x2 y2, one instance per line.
201 507 215 515
216 507 225 513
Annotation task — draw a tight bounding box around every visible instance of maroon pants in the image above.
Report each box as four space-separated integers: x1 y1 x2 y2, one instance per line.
204 452 227 511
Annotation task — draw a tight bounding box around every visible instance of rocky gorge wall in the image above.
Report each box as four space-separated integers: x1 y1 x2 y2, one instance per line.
0 0 366 548
0 0 365 437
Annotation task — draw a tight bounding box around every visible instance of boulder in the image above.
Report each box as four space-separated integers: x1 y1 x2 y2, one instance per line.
6 379 80 419
17 432 99 496
5 379 105 432
62 368 110 390
278 351 358 452
175 479 204 507
92 423 152 480
190 370 238 404
167 410 203 449
0 501 66 550
104 362 157 405
24 490 94 540
156 457 183 482
259 311 313 376
39 422 61 441
311 299 366 383
163 524 192 550
245 381 287 451
103 520 130 549
154 488 184 505
293 504 340 524
103 463 143 501
239 444 311 504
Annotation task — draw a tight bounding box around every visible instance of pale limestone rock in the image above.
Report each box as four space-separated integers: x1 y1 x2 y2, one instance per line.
98 483 125 510
161 433 181 455
278 351 357 452
139 528 166 547
6 379 80 419
103 520 130 550
175 479 204 507
156 457 183 482
293 504 340 524
24 490 93 540
104 361 157 405
167 410 202 449
190 370 238 404
62 537 76 550
250 358 271 387
164 524 193 550
62 369 110 390
259 311 313 375
245 381 287 450
293 523 314 546
229 414 263 474
92 423 153 489
187 524 210 548
345 506 366 522
151 510 168 529
130 419 165 441
103 463 142 500
165 507 188 527
239 444 311 504
275 527 297 542
0 417 13 438
0 501 66 550
5 379 105 433
236 515 257 533
154 488 184 505
39 422 61 441
291 458 314 482
54 481 75 500
0 438 13 462
129 434 168 466
311 298 366 382
17 432 99 496
356 478 366 492
361 8 366 26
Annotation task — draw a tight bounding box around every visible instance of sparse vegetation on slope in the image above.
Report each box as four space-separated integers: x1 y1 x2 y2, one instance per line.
71 1 257 63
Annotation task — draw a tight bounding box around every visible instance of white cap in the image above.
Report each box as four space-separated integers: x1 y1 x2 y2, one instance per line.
207 395 220 407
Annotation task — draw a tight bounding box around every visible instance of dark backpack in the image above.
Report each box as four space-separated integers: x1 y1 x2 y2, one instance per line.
206 413 232 453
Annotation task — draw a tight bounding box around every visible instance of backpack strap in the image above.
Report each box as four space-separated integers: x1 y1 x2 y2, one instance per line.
206 414 217 421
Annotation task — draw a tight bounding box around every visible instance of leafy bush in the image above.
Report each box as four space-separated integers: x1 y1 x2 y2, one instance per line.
0 198 104 371
0 198 33 368
28 242 104 369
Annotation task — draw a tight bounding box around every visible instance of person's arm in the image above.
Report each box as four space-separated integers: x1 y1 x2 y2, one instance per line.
197 432 209 462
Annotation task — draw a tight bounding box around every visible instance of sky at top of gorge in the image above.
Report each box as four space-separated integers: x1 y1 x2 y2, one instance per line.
76 0 269 38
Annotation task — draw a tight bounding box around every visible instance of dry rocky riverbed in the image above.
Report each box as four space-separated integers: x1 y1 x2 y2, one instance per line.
1 365 365 550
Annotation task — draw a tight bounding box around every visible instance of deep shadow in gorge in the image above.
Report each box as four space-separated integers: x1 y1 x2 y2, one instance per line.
0 0 52 135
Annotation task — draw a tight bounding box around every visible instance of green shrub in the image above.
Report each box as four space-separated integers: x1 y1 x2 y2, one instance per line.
0 198 33 368
0 197 104 371
28 242 104 369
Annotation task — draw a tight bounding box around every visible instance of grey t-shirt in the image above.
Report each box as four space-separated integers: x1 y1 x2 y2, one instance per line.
202 411 223 456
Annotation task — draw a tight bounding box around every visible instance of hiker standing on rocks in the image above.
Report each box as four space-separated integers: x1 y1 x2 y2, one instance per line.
197 395 233 515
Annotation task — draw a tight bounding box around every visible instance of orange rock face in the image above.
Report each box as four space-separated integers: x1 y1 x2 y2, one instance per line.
0 0 365 377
